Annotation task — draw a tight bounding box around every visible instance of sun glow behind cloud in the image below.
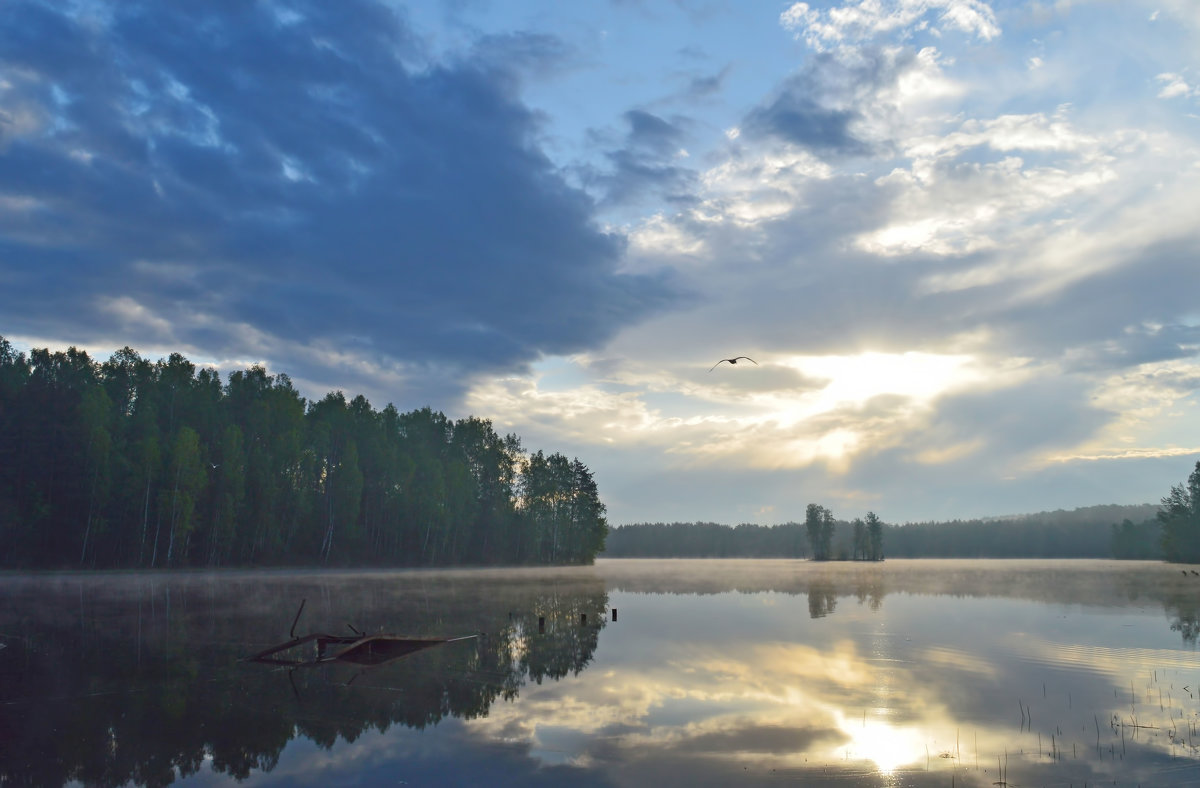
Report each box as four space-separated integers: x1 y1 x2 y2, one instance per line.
468 350 1005 475
779 352 983 416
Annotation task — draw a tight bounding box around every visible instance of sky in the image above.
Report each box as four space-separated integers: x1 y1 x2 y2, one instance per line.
2 0 1199 526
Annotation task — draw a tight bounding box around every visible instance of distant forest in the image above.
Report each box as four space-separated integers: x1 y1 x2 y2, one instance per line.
0 338 607 569
605 503 1164 560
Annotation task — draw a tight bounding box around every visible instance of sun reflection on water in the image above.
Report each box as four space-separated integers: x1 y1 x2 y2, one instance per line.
838 716 927 774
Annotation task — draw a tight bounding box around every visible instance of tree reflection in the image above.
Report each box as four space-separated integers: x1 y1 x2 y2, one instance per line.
7 562 1200 786
807 580 837 618
0 572 608 787
854 575 884 611
1165 593 1200 645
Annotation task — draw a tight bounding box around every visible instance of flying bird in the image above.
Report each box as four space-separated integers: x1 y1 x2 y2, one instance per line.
709 356 758 372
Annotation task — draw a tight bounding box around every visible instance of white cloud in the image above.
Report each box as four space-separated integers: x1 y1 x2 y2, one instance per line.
464 351 1020 476
1053 357 1200 462
97 295 177 337
624 212 708 267
858 108 1130 262
904 109 1103 159
780 0 1000 51
1156 72 1197 100
862 155 1116 259
465 374 664 446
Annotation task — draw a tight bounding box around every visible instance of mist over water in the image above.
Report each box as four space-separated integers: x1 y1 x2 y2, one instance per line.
3 559 1200 786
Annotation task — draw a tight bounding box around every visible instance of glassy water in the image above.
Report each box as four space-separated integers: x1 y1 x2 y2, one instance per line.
3 559 1200 786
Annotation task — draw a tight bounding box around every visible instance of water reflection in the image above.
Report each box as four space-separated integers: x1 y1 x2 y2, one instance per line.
2 559 1200 786
0 569 608 787
807 579 838 618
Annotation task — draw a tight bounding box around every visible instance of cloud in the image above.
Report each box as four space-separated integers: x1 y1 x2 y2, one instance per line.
743 48 915 156
584 110 698 211
682 66 731 101
466 351 1004 479
624 110 686 156
746 91 868 156
740 42 962 163
861 111 1117 260
468 31 575 82
0 0 677 404
500 0 1200 522
780 0 1001 52
1156 72 1198 100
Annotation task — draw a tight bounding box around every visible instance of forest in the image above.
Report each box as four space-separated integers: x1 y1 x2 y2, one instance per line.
605 503 1166 560
0 338 608 569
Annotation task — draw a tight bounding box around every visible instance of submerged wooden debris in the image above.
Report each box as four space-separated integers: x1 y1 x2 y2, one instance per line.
243 599 476 667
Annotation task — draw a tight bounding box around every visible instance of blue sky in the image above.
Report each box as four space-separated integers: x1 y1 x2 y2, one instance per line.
2 0 1199 525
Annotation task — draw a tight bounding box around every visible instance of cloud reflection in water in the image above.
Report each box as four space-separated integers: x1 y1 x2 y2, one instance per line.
7 559 1200 786
454 560 1200 786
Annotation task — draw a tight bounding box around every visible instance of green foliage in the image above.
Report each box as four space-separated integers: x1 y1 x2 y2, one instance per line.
605 520 830 559
516 451 606 564
1160 461 1200 564
804 503 835 561
1110 518 1161 560
851 517 866 560
603 521 808 558
0 338 607 568
864 511 883 561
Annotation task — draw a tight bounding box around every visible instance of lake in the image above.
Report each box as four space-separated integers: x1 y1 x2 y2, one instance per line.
2 559 1200 787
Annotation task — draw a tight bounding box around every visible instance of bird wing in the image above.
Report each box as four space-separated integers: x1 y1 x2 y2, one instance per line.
708 360 727 372
734 356 758 364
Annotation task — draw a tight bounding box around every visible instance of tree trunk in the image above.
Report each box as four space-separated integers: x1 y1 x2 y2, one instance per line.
321 490 335 563
139 475 151 566
80 464 100 566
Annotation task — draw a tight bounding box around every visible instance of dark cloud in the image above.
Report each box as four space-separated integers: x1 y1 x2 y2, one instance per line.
468 31 576 84
746 95 866 155
929 377 1111 459
743 48 917 156
625 109 685 154
582 109 697 209
0 0 676 402
997 236 1200 374
683 65 730 100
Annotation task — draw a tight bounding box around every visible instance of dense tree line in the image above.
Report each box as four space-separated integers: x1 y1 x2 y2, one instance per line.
606 503 1160 559
883 506 1158 558
603 521 810 558
1111 517 1162 560
0 338 607 568
605 504 883 560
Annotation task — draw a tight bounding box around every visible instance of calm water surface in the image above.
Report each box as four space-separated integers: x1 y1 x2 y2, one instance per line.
3 559 1200 787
